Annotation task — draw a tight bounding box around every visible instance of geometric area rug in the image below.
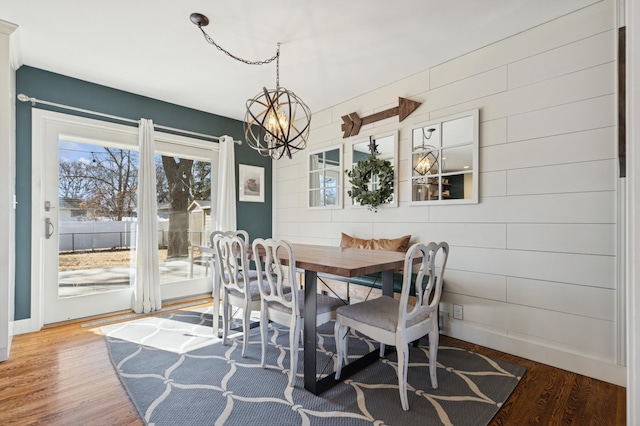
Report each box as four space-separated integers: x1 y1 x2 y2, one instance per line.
102 307 526 426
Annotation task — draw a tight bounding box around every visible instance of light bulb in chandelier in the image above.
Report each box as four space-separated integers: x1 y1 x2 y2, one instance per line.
415 156 432 175
265 104 289 142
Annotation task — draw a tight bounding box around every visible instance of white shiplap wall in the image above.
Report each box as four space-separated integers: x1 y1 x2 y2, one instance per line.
273 0 625 385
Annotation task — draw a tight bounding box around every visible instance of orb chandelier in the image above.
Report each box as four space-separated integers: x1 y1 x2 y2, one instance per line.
190 13 311 160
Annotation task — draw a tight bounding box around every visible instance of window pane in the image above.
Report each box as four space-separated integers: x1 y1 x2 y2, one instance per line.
309 171 322 190
411 177 440 201
324 148 340 166
324 169 340 188
441 145 473 173
412 125 440 150
309 189 322 206
157 155 212 283
412 150 439 177
309 152 323 171
58 140 137 298
443 173 473 200
324 187 337 206
442 115 473 147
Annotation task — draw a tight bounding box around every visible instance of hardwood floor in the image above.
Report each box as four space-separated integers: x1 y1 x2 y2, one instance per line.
0 298 626 426
446 339 626 426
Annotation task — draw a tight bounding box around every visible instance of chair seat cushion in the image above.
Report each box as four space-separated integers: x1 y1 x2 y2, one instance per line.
223 269 270 282
246 270 269 281
336 296 429 332
228 277 288 302
227 279 261 302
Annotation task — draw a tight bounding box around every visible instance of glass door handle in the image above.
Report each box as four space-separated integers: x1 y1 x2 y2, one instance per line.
45 218 54 239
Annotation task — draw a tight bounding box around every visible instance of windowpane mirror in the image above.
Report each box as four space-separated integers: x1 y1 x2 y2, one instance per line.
349 131 398 208
410 109 478 204
308 145 342 209
441 145 473 173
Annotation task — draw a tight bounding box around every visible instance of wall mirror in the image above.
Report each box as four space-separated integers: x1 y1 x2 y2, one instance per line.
308 144 343 209
410 109 479 205
348 131 398 208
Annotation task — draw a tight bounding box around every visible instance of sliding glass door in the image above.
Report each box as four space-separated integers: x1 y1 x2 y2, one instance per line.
33 110 218 324
154 134 219 300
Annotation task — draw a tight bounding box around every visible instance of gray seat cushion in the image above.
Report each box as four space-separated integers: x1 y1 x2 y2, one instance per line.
336 296 430 332
226 278 262 302
227 273 292 303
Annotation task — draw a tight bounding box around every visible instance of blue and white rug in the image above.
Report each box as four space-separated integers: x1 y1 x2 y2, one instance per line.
102 307 525 426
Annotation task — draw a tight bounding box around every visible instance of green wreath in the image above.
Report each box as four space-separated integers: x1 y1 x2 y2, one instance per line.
346 152 394 212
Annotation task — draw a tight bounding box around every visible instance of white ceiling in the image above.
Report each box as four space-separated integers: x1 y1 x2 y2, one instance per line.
1 0 600 121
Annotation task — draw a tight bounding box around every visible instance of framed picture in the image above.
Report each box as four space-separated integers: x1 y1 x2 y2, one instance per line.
238 164 265 202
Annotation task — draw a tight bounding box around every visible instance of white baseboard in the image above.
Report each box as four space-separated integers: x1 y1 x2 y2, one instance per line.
1 321 14 361
12 317 40 336
442 318 627 387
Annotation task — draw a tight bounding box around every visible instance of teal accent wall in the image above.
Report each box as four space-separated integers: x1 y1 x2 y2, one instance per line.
15 66 272 320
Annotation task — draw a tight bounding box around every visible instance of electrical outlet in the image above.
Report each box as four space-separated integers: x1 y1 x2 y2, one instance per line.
453 304 463 320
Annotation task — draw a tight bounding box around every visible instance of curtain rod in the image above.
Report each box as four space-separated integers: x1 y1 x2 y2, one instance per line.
16 93 242 145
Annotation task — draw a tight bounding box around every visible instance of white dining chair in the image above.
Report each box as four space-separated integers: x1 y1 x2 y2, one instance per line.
213 233 263 357
210 230 272 281
334 241 449 411
252 238 344 387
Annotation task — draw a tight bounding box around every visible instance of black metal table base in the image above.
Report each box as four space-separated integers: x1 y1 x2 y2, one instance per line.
304 268 394 395
307 349 380 395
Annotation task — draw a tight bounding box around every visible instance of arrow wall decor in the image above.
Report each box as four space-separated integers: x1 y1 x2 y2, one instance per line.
340 97 422 138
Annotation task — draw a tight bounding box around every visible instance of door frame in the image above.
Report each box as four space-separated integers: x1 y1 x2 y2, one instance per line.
31 110 140 328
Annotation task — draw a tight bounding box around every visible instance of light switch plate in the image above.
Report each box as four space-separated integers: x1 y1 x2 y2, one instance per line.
453 304 463 320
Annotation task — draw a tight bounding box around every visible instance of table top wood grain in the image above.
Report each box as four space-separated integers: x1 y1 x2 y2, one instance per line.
290 244 407 277
211 241 411 278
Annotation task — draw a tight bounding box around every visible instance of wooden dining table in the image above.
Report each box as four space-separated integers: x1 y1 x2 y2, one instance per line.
211 243 408 395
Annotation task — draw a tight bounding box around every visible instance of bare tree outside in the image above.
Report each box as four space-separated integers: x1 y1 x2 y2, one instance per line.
59 159 91 200
85 148 139 221
59 148 138 221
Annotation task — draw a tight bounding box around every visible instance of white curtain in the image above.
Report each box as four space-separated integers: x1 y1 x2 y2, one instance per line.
132 118 161 313
215 135 237 232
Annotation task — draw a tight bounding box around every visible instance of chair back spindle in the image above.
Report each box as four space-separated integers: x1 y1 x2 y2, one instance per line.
399 242 449 330
214 234 250 294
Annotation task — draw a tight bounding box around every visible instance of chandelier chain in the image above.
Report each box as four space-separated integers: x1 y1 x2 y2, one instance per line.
276 43 280 88
198 27 278 66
